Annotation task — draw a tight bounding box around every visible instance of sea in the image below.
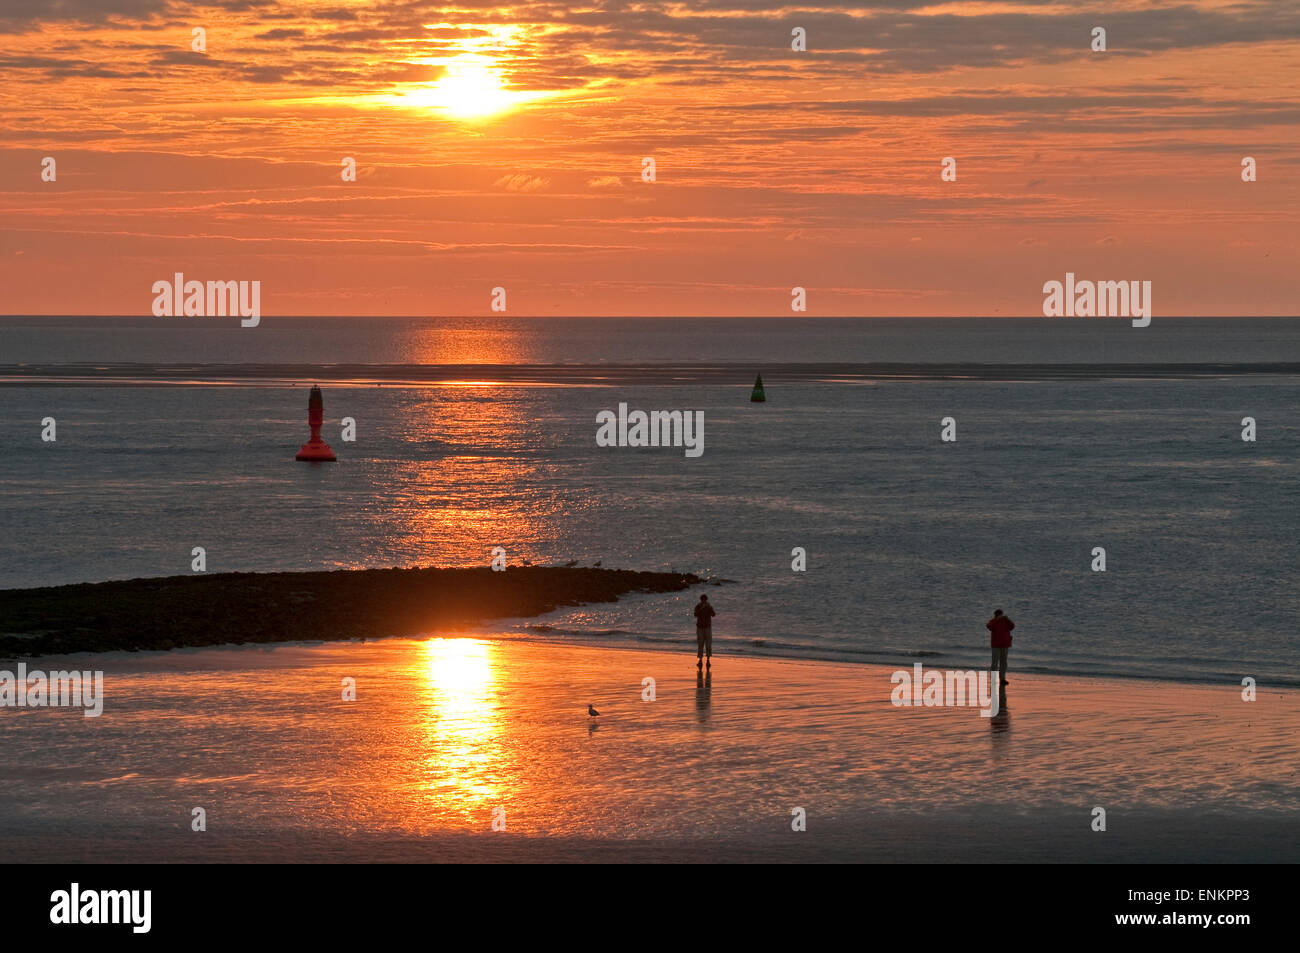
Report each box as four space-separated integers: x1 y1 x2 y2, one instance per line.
2 316 1298 687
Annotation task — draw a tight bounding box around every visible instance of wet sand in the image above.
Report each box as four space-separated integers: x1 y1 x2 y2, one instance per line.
1 637 1294 862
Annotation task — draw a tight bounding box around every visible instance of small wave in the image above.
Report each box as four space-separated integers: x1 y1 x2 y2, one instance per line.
523 624 631 637
83 772 142 786
173 774 261 785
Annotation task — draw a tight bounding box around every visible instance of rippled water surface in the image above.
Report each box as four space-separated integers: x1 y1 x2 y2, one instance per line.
2 375 1297 685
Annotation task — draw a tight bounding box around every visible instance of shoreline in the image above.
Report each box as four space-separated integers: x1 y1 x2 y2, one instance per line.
482 625 1290 691
6 625 1286 695
1 568 1285 691
0 566 703 657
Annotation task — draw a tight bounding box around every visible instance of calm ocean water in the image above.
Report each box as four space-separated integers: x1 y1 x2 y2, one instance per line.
4 315 1300 364
2 317 1297 686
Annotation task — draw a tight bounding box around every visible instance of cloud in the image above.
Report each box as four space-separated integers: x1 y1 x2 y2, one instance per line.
494 173 550 192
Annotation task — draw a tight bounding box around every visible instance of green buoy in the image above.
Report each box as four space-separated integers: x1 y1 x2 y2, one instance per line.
750 374 766 402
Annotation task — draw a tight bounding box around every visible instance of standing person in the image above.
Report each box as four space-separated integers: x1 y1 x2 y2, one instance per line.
694 594 716 669
986 609 1015 685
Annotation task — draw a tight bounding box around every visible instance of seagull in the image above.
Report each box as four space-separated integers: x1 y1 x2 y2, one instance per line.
564 560 578 567
588 704 600 717
593 560 602 568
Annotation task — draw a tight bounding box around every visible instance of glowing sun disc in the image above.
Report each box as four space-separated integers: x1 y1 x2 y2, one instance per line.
413 56 528 119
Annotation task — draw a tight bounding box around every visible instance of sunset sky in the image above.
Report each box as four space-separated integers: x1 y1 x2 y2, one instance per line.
1 0 1297 317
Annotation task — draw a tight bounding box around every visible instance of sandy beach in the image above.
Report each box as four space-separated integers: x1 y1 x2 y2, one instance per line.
2 636 1295 863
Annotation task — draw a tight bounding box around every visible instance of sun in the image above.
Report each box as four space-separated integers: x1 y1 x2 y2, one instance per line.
406 54 533 119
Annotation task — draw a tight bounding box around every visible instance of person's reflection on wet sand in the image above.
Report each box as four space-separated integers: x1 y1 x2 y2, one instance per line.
695 669 712 723
989 682 1010 735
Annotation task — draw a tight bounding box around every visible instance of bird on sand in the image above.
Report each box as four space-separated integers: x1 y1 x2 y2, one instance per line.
564 560 578 567
593 560 602 567
588 704 600 717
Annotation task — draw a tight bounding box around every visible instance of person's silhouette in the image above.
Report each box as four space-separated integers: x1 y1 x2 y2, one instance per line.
986 609 1015 685
693 594 716 669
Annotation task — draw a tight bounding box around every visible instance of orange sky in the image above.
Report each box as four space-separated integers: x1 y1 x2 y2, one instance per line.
1 0 1297 316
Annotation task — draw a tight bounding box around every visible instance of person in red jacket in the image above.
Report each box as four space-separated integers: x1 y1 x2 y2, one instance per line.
986 609 1015 685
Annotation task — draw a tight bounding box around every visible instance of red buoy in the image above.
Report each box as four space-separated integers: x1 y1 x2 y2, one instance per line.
295 385 337 462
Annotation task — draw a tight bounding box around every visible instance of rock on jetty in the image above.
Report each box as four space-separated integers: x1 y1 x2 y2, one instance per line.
0 566 702 656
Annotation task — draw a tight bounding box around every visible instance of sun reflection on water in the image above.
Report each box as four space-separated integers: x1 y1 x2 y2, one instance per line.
417 638 502 818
